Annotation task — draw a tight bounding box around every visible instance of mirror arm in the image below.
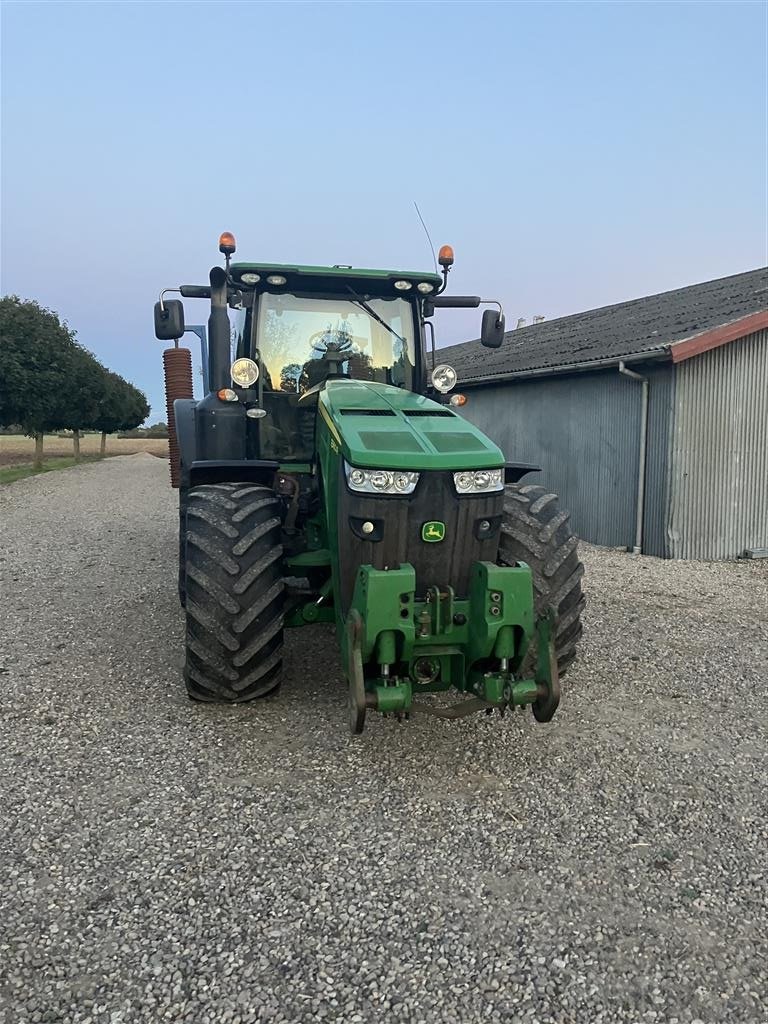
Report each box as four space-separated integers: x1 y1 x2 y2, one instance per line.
428 296 482 309
424 320 436 373
158 287 181 312
480 299 505 321
180 285 213 299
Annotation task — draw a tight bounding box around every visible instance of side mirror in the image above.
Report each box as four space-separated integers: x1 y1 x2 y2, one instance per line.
154 299 185 341
481 309 505 349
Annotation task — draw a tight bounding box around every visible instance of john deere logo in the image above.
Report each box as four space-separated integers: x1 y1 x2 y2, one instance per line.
422 521 445 543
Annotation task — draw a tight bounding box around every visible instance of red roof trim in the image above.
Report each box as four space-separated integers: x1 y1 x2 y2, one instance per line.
670 310 768 363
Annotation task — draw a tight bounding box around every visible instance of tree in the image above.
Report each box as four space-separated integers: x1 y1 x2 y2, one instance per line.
92 371 149 454
59 343 105 461
120 384 150 435
0 296 78 467
280 363 304 393
0 295 150 466
92 370 127 453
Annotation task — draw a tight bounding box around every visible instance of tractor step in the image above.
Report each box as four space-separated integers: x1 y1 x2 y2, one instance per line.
286 548 331 568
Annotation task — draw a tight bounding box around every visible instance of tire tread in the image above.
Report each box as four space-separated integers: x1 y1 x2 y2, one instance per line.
183 483 284 702
498 483 585 676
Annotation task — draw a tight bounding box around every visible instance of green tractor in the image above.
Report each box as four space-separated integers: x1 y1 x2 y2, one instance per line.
154 232 584 733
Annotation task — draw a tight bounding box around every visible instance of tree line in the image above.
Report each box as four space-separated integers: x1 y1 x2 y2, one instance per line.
0 295 150 467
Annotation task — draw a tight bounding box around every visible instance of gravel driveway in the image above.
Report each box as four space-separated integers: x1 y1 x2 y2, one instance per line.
1 454 766 1024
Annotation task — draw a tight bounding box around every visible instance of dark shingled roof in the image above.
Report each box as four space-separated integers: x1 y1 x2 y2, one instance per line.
437 267 768 383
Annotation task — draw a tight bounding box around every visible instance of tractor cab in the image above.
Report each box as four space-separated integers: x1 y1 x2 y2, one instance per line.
228 264 436 462
153 236 508 477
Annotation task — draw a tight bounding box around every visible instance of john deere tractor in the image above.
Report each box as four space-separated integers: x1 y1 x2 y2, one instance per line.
154 233 584 732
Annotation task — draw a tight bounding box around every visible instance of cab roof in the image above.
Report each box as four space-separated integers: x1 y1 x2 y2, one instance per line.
230 262 442 296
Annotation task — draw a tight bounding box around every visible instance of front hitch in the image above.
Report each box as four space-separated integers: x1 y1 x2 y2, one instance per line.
343 563 561 733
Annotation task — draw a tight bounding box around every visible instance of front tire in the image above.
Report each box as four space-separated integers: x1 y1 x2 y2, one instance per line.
183 483 284 702
498 483 585 675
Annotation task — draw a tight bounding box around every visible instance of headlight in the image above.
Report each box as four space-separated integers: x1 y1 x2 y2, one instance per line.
345 462 419 495
230 358 259 387
431 364 457 393
453 468 504 493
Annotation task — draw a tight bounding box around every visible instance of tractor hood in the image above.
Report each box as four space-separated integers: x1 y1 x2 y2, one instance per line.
318 380 504 471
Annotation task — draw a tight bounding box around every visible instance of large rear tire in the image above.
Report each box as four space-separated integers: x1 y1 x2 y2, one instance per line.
183 483 284 702
178 487 188 608
498 483 585 675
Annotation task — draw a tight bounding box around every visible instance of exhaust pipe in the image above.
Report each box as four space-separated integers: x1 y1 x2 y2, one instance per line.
208 266 230 393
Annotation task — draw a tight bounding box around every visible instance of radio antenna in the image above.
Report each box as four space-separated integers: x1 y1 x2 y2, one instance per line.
413 201 438 275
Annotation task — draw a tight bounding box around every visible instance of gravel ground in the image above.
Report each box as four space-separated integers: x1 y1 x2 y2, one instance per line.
1 454 766 1024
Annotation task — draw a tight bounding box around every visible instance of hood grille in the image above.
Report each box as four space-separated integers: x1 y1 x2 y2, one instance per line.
402 409 455 418
339 408 396 416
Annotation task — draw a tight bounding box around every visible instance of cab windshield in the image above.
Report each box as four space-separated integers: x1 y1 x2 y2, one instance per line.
251 292 417 462
256 293 417 394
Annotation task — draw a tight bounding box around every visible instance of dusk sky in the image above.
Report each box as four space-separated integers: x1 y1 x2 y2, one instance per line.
2 0 766 421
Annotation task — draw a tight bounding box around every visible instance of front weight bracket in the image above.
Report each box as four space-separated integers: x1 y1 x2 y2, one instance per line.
346 610 367 735
532 610 560 723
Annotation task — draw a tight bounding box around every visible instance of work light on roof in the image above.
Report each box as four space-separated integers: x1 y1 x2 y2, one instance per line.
266 275 287 286
417 282 434 294
240 272 260 285
393 280 412 291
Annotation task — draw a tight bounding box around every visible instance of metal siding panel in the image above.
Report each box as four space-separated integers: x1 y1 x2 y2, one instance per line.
459 371 641 547
670 329 768 559
642 365 676 557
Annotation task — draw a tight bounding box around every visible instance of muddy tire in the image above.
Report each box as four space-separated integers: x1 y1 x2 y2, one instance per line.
183 483 284 702
498 483 585 675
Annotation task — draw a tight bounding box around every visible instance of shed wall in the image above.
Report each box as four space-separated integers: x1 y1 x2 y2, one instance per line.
642 366 676 558
459 366 674 552
670 329 768 559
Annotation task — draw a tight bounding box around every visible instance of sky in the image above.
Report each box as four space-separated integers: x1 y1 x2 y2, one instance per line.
2 0 766 421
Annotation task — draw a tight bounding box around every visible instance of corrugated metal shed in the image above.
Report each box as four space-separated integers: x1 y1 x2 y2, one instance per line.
458 371 635 546
642 366 676 558
460 364 676 554
669 328 768 559
447 268 768 560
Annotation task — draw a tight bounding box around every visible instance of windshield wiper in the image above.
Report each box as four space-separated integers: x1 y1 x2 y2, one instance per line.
345 286 408 347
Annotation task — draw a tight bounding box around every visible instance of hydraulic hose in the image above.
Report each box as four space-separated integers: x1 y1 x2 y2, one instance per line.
163 347 194 488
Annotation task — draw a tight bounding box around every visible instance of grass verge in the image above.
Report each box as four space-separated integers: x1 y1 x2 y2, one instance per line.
0 455 108 486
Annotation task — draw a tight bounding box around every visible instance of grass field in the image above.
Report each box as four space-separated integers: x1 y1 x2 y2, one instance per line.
0 435 169 484
0 434 168 468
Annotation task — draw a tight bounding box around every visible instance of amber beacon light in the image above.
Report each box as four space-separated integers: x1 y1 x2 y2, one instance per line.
218 231 237 256
438 244 455 268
